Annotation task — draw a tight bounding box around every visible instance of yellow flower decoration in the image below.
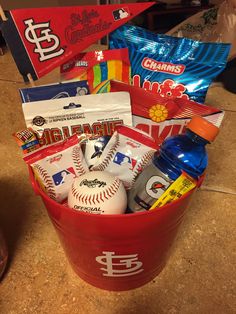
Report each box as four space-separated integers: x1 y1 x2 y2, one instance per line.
149 104 168 122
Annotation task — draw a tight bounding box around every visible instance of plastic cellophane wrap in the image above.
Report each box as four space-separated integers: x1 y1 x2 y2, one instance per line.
167 0 236 61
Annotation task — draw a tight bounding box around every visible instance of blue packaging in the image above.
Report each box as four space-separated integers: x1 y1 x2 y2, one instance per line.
20 80 89 103
128 115 219 212
109 24 230 103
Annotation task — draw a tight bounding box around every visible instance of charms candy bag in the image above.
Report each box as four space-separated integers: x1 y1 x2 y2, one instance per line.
109 24 231 103
22 91 132 167
109 80 224 145
20 80 89 102
92 125 157 189
24 134 89 203
60 48 131 93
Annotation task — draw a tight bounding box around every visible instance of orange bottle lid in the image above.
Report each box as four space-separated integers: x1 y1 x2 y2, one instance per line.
186 116 220 142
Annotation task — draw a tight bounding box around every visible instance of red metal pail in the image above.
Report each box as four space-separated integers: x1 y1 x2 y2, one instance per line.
30 168 194 291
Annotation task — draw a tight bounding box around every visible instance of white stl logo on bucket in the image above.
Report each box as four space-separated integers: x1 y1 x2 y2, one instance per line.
96 251 144 277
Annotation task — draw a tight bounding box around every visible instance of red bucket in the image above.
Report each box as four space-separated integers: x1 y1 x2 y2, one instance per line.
29 168 195 291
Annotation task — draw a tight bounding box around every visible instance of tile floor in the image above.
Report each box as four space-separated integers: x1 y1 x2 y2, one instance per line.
0 50 235 314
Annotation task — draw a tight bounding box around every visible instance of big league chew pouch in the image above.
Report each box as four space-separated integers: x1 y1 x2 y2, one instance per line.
109 24 231 104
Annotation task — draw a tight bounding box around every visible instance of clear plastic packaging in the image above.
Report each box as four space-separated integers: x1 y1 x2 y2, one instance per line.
167 0 236 61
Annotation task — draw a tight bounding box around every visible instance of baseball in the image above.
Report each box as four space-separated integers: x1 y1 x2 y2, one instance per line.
68 171 127 214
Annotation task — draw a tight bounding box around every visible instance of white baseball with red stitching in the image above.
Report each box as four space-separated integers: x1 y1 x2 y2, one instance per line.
68 171 127 215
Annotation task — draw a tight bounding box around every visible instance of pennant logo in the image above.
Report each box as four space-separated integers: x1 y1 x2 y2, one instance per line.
24 18 65 61
64 9 112 45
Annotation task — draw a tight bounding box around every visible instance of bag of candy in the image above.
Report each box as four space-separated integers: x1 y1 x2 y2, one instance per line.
92 125 157 189
24 134 88 203
22 91 132 167
109 80 224 145
60 48 131 93
109 24 230 103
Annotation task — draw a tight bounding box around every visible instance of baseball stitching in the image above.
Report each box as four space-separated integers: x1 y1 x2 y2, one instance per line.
34 164 57 201
71 177 121 205
72 146 87 175
130 150 155 188
92 132 120 171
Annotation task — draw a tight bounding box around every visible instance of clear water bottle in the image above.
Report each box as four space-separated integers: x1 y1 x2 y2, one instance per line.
128 116 219 212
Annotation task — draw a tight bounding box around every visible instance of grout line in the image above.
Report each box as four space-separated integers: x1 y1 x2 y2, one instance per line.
0 78 24 84
223 109 236 113
200 185 236 196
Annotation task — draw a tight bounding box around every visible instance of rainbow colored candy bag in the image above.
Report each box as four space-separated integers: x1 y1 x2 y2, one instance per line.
109 24 231 103
60 48 131 93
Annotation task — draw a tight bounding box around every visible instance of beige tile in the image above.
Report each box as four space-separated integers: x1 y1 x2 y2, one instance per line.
201 110 236 193
0 81 26 133
0 50 61 85
0 189 235 314
0 51 23 82
206 83 236 112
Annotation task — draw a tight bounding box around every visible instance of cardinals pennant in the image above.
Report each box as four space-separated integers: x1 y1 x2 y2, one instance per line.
0 3 154 82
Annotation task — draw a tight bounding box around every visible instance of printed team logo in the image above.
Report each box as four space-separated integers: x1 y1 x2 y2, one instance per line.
112 8 130 21
96 251 143 277
24 18 65 62
91 136 111 159
113 152 137 170
146 175 170 199
52 167 76 186
32 116 46 126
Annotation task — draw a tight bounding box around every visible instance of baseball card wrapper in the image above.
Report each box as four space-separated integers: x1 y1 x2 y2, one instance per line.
13 128 41 154
20 80 89 103
92 125 157 190
22 91 132 167
109 80 224 146
60 48 131 94
24 134 89 203
109 24 230 103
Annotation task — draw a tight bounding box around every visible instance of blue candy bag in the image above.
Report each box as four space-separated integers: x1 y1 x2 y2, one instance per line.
109 24 230 103
20 80 89 103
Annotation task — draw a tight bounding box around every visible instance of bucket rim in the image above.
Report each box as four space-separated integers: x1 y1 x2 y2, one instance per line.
29 166 195 219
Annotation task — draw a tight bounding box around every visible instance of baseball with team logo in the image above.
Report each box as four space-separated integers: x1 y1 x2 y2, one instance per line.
68 171 127 214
